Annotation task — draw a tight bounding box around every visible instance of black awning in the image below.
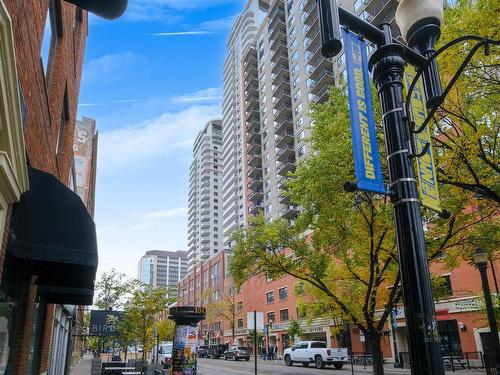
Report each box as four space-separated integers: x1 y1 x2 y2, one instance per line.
7 167 98 305
63 0 128 20
37 286 94 305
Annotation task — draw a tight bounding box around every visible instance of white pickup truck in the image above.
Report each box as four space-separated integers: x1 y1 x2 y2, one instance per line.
283 341 348 369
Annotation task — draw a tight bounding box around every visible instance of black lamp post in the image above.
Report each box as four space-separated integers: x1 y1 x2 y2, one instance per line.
473 248 500 374
317 0 444 374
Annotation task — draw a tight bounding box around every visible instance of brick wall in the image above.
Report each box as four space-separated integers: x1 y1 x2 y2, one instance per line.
2 0 88 373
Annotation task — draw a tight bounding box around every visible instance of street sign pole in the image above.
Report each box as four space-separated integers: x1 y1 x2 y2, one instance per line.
254 310 257 375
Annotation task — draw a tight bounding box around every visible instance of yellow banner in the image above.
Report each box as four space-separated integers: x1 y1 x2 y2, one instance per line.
403 66 442 213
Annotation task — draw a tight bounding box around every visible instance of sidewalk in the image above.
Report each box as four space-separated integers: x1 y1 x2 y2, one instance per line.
69 353 92 375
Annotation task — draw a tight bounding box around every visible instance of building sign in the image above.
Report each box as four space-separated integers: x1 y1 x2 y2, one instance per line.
343 29 385 195
403 66 441 212
88 310 122 336
73 117 96 206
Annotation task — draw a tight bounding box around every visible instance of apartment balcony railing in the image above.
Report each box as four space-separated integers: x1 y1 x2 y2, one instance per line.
200 200 210 209
270 30 288 49
278 192 291 204
247 153 262 167
200 222 210 230
305 31 321 54
245 103 260 115
302 0 315 13
269 19 287 41
271 50 288 64
275 130 294 148
277 175 289 191
302 5 318 26
271 68 289 86
247 177 263 191
274 106 293 124
244 76 258 90
247 165 262 179
247 128 261 143
246 120 260 132
247 138 262 155
273 93 291 113
271 57 288 75
243 64 258 79
248 202 264 215
248 189 264 203
274 117 294 135
310 69 335 96
246 110 260 124
276 144 295 162
277 158 296 176
279 205 299 219
269 2 285 20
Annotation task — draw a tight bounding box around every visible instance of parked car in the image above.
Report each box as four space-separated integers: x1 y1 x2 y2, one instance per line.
150 342 173 368
283 341 348 369
196 346 208 358
224 346 250 361
208 344 229 359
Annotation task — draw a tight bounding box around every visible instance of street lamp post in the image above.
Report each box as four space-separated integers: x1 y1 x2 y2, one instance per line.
317 0 445 374
473 248 500 374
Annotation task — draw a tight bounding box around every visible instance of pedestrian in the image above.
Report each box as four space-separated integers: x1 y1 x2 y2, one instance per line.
261 347 266 360
271 345 276 360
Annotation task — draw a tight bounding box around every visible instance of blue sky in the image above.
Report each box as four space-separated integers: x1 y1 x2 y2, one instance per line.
78 0 244 279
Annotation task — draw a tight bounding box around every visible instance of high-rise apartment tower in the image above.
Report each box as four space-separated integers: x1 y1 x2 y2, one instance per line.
187 119 224 269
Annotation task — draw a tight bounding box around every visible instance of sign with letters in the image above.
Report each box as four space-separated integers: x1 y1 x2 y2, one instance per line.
88 310 123 337
343 29 385 194
403 65 442 212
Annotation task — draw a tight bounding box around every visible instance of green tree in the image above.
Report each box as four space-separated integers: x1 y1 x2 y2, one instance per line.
432 0 499 208
155 318 175 342
286 320 303 346
94 269 139 310
204 284 237 343
122 285 174 372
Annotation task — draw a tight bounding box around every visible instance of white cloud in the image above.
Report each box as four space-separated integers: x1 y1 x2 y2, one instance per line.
141 207 188 220
150 31 215 36
171 87 222 103
199 14 238 31
83 52 149 86
97 104 221 174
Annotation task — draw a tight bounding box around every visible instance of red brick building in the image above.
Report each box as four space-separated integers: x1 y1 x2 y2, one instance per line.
0 1 123 373
178 246 499 363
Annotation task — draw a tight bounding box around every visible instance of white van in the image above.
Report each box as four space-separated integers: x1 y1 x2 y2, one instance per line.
150 342 173 368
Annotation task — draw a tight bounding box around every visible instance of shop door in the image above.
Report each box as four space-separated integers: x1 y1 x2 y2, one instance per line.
438 320 462 354
480 331 497 368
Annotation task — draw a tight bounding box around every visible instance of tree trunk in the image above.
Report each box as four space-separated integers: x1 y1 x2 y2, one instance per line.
367 331 384 375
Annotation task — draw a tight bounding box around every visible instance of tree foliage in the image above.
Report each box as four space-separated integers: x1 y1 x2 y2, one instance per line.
432 0 500 208
94 269 139 310
204 284 237 343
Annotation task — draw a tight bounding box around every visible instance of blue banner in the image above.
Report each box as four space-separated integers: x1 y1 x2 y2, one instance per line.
343 29 385 194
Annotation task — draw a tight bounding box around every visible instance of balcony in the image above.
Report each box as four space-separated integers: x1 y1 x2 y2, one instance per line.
310 69 334 96
269 2 285 20
246 120 260 132
269 19 287 41
200 222 210 230
244 76 258 90
277 158 296 176
305 19 319 39
302 0 315 13
276 144 295 162
247 129 261 143
247 165 262 179
275 130 294 148
305 31 321 54
271 50 288 64
247 153 262 167
278 192 291 204
272 90 291 110
274 106 293 124
277 175 289 191
271 67 289 86
279 205 299 219
247 138 262 154
244 64 258 79
246 110 260 123
248 177 263 191
274 117 293 135
271 58 288 75
249 189 263 202
307 58 332 81
364 0 397 20
248 202 264 215
303 5 318 26
245 102 260 115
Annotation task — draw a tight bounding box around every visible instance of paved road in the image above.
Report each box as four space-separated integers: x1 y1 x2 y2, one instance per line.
197 358 488 375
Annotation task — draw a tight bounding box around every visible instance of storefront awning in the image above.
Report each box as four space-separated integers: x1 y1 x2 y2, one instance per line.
63 0 128 20
7 167 98 305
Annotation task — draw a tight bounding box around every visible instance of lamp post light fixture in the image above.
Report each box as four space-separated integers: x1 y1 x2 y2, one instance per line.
473 248 500 373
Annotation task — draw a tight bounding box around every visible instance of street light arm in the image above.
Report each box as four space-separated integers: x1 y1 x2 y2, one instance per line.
336 6 427 66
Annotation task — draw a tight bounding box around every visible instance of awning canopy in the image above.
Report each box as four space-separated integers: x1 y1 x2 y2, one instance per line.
63 0 128 20
7 167 98 305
